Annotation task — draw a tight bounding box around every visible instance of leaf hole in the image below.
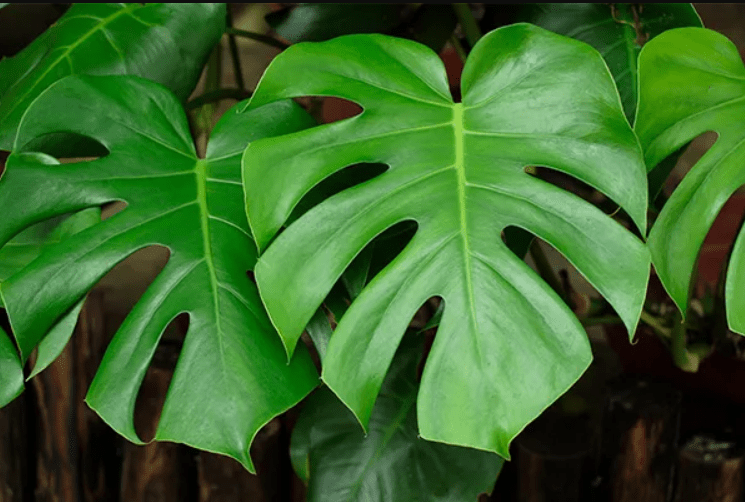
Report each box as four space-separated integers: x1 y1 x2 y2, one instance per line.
693 188 745 303
289 162 389 224
18 131 110 162
293 96 363 125
133 313 187 442
650 131 718 210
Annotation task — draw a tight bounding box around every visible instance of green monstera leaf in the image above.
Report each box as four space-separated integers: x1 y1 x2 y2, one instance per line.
0 74 319 472
0 325 22 407
0 202 101 397
0 3 226 149
291 334 503 502
243 24 650 456
513 4 701 123
636 27 745 334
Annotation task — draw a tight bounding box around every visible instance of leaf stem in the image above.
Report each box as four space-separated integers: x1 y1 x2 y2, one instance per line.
225 27 289 50
452 4 482 47
639 309 670 338
449 34 467 62
226 9 245 91
529 241 567 303
186 88 252 110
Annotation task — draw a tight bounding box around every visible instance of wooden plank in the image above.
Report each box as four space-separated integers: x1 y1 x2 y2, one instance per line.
0 397 27 502
673 435 743 502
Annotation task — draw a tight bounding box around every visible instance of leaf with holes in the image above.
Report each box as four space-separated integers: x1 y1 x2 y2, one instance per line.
0 74 319 472
291 334 503 502
0 3 225 149
243 24 650 456
513 4 701 123
636 27 745 334
0 197 101 394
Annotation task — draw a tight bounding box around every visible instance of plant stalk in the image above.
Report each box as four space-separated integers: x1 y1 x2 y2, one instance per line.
226 27 289 50
226 9 245 91
452 4 482 47
529 241 567 304
449 34 467 62
186 88 251 110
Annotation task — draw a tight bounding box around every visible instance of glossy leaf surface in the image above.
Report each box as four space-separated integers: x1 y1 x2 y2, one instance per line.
636 27 745 333
291 335 503 502
515 3 701 122
0 75 318 472
243 25 650 456
0 3 226 149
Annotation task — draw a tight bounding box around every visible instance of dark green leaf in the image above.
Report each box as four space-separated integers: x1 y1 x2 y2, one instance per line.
635 27 745 334
0 74 318 472
515 4 702 122
0 325 22 407
0 3 226 149
266 4 405 43
291 335 503 502
243 25 650 457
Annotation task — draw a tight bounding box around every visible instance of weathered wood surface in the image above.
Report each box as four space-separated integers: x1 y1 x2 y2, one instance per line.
673 435 744 502
598 377 682 502
0 397 27 502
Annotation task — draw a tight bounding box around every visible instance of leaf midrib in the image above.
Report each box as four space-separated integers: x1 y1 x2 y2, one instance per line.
195 159 229 379
2 3 139 121
453 103 481 362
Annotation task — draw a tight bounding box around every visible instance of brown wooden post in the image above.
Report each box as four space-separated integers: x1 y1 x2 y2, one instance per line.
0 397 27 502
516 413 594 502
597 377 682 502
120 339 193 502
196 453 266 502
32 291 120 502
672 435 744 502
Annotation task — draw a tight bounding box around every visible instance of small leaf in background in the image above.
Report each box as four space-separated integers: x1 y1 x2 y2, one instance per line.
635 27 745 335
243 25 650 457
508 4 702 123
0 74 318 472
266 4 457 53
0 3 226 149
291 334 503 502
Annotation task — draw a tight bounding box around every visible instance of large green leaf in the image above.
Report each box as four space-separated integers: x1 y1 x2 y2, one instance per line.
0 201 101 383
635 27 745 334
0 325 22 407
243 24 650 457
513 4 701 123
291 334 503 502
0 3 226 149
0 74 319 472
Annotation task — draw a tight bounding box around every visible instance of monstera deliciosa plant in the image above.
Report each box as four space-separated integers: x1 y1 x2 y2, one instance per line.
2 2 744 500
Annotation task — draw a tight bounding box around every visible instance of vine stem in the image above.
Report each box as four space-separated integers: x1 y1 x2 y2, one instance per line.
529 241 567 304
225 27 289 50
452 4 482 47
449 34 467 63
186 88 252 110
226 9 245 91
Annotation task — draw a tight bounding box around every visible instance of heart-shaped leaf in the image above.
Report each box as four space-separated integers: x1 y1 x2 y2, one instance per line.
0 3 226 149
243 24 650 456
636 27 745 333
0 74 319 472
512 4 701 122
291 334 503 502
